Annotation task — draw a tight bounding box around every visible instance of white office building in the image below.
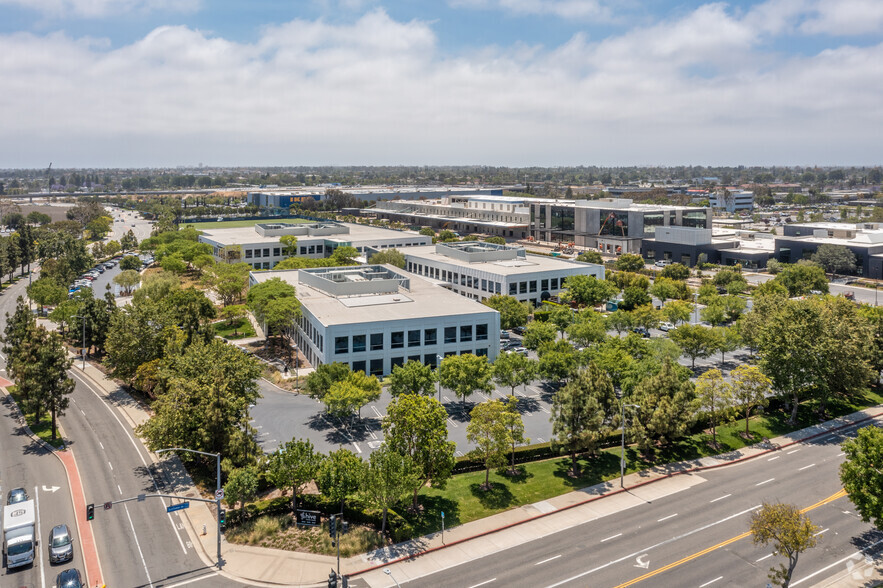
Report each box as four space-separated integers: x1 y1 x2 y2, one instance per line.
198 221 432 269
250 265 500 377
402 242 605 307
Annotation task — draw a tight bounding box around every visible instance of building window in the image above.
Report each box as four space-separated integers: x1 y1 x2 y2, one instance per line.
551 277 559 290
370 359 383 376
529 281 537 293
444 326 457 344
519 282 527 294
408 330 421 347
300 246 307 255
509 283 517 295
370 333 384 351
541 279 549 291
408 355 421 363
475 348 488 357
425 354 438 368
682 210 708 228
460 349 472 355
245 249 253 259
335 336 348 355
308 245 315 254
495 283 501 294
460 325 473 342
352 335 366 353
317 245 324 254
481 279 487 291
391 357 404 370
476 324 488 341
273 247 281 257
424 328 437 346
391 331 404 349
352 360 366 373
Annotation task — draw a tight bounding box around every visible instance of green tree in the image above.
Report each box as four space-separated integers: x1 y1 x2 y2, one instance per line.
224 466 259 509
576 250 603 264
811 244 856 276
120 229 139 252
522 320 557 350
695 369 733 448
669 324 717 368
113 269 141 296
160 253 187 275
317 449 362 512
650 277 688 304
120 255 142 271
501 396 528 473
615 254 645 272
203 262 250 306
839 426 883 530
483 295 529 330
712 326 741 367
304 362 352 401
247 277 301 347
606 309 633 335
418 227 436 237
620 286 651 311
324 371 381 419
219 304 247 334
629 305 661 331
561 274 619 308
730 365 771 437
659 263 690 280
551 362 617 476
537 340 578 384
548 305 575 335
360 445 419 533
662 299 693 325
466 400 513 489
628 360 698 453
773 262 829 296
438 353 494 407
750 502 819 587
368 249 406 268
566 310 607 347
27 277 67 312
163 287 217 345
280 234 298 256
382 394 456 509
438 230 458 242
388 360 436 397
493 349 535 395
266 438 322 510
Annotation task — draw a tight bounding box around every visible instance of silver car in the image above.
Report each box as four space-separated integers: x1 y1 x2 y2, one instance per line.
49 524 74 564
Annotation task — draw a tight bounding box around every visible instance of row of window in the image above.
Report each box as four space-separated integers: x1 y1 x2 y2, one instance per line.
245 247 281 259
298 244 326 255
334 325 489 355
407 263 506 295
508 277 563 296
351 348 489 376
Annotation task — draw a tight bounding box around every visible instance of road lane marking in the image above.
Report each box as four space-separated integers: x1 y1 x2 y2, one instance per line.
163 572 219 588
756 478 775 486
118 485 122 495
534 555 562 565
352 442 362 454
35 485 45 588
787 449 800 454
124 503 154 587
791 535 883 586
447 418 459 428
80 409 86 416
756 553 773 562
468 579 496 588
813 528 828 536
601 533 622 542
98 442 103 449
837 452 845 457
798 464 815 471
709 494 731 503
699 577 723 587
767 456 780 461
371 405 383 418
657 513 678 522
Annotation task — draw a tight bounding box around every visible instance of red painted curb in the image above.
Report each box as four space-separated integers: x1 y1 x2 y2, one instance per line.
57 449 103 588
351 409 883 578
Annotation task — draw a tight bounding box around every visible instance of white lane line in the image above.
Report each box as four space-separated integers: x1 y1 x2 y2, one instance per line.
837 452 845 457
710 494 732 503
124 503 154 587
108 461 113 470
787 449 800 454
699 577 723 588
756 553 773 562
798 464 815 471
813 528 829 537
534 555 562 566
98 442 104 450
80 409 86 416
162 572 220 588
352 442 362 454
767 456 780 461
657 513 678 522
447 418 459 428
468 579 496 588
791 536 883 586
756 478 775 486
601 533 622 542
545 505 762 588
118 484 122 495
34 485 45 588
371 405 383 418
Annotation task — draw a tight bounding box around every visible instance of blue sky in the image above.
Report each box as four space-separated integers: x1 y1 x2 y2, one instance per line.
1 0 882 168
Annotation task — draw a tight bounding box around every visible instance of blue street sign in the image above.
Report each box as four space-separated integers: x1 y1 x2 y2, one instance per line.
167 501 190 513
441 511 444 518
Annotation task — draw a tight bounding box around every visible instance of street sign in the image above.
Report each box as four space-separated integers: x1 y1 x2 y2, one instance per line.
167 502 190 513
104 502 112 510
295 509 321 527
215 489 225 501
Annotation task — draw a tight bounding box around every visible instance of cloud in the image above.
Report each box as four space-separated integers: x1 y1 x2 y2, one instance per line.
449 0 613 21
0 0 200 18
800 0 883 36
0 5 881 166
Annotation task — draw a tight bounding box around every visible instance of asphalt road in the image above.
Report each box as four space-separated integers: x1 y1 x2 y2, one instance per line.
383 419 883 588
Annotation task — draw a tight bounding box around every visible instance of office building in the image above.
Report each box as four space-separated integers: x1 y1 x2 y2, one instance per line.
775 222 883 278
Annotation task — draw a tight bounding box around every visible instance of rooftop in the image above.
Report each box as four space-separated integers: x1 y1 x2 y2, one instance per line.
404 244 603 275
199 222 428 246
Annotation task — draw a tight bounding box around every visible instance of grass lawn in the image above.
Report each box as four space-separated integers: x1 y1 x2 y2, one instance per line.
6 386 65 449
215 318 256 339
185 218 313 230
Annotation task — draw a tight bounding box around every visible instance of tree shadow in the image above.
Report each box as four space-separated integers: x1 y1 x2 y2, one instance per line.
468 481 514 510
499 466 533 484
512 396 540 415
405 495 461 536
552 452 619 488
446 400 476 423
305 412 335 432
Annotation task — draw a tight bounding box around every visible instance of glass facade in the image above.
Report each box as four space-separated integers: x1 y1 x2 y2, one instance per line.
599 211 629 237
643 212 665 235
682 210 708 228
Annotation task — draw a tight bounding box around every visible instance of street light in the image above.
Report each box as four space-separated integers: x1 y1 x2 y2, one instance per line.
436 354 443 403
157 447 223 569
71 314 86 370
620 402 640 488
383 569 401 588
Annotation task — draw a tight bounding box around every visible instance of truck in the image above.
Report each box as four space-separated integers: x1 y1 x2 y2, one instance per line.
3 499 36 569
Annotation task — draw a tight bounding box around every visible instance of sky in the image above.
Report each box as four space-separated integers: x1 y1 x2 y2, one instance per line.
1 0 882 169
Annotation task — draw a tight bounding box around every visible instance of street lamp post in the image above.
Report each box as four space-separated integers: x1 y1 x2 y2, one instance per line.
620 402 639 488
436 354 443 403
157 447 223 568
383 569 401 588
71 314 86 370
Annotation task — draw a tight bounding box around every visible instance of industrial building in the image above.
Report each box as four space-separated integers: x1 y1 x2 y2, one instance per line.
250 266 500 376
774 222 883 278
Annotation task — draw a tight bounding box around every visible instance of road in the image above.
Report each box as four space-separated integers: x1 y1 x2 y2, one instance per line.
382 419 883 588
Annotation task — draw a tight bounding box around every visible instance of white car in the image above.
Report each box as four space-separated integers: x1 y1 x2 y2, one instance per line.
655 260 671 267
659 322 675 332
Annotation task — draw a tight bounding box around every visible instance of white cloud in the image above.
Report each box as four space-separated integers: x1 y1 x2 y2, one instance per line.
450 0 612 21
0 0 200 18
800 0 883 36
0 6 881 166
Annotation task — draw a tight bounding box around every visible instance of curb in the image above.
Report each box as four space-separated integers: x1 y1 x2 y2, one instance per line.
351 408 883 578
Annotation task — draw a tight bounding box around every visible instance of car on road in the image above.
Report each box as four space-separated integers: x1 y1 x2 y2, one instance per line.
48 524 73 563
505 347 528 356
55 568 83 588
7 487 28 505
631 326 651 338
659 322 675 332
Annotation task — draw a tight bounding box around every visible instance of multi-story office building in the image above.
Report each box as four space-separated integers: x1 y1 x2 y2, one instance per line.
775 222 883 278
402 242 605 307
250 265 500 376
709 190 755 212
198 221 432 269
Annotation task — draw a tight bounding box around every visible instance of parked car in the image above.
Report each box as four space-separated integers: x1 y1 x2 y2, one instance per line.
48 524 74 564
7 487 29 505
500 330 510 340
654 260 671 267
659 322 675 332
512 326 527 335
502 341 522 351
631 326 651 338
55 568 83 588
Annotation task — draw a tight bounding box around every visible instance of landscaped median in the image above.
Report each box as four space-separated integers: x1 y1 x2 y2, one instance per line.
6 384 66 449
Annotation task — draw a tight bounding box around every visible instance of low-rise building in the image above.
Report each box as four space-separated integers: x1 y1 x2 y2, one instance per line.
402 241 605 307
250 265 500 376
774 222 883 278
709 190 754 212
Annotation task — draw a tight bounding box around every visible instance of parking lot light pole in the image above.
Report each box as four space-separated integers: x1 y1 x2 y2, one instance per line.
436 354 443 403
383 569 401 588
71 314 86 370
157 447 222 568
620 403 639 488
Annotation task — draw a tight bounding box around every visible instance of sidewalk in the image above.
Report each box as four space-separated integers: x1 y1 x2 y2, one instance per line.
69 356 883 587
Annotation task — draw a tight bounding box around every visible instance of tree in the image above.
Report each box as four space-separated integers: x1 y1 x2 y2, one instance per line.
280 234 298 256
120 229 139 252
324 371 381 419
493 349 535 395
360 444 419 533
811 244 856 276
659 263 690 280
606 309 633 335
730 365 771 437
317 449 362 512
662 299 693 325
501 396 528 473
438 230 458 242
466 400 512 489
203 262 250 306
382 394 456 508
162 287 217 346
104 240 121 258
615 254 645 272
26 211 51 226
418 227 436 237
224 466 259 509
561 275 618 307
551 362 617 476
669 324 717 368
247 277 301 347
104 299 176 386
120 255 142 271
537 340 578 384
695 369 733 449
629 360 697 453
650 277 688 304
160 254 187 275
388 360 436 397
576 250 603 264
522 320 557 350
27 277 67 312
620 286 651 311
266 438 322 511
369 249 406 268
304 362 351 401
773 262 829 297
712 326 741 367
219 304 247 334
566 310 607 346
839 426 883 530
750 502 819 587
113 269 141 296
629 305 661 331
438 353 494 407
483 295 529 330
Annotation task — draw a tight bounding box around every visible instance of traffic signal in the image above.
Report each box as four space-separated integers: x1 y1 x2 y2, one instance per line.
86 504 94 521
329 515 337 537
342 520 349 535
341 575 348 588
328 571 337 588
218 509 226 527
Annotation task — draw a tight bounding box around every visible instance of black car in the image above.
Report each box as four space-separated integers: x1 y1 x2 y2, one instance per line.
56 568 83 588
512 326 527 335
631 326 651 338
